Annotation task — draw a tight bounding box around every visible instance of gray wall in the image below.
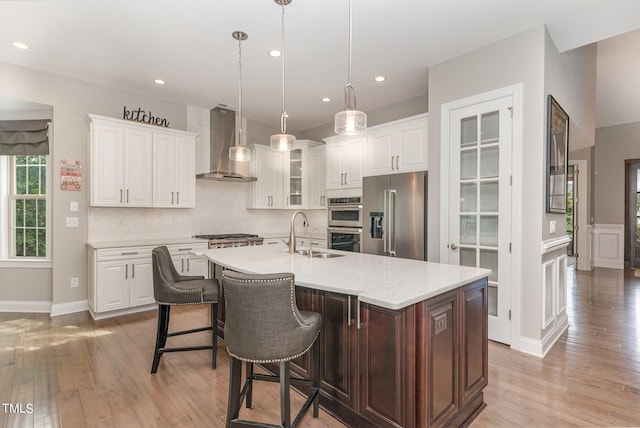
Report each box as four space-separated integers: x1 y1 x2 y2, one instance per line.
428 25 596 342
594 122 640 224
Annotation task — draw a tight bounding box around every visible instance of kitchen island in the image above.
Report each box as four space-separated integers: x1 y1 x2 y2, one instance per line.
201 244 490 428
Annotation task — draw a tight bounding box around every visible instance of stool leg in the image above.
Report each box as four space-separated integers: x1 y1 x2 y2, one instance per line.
312 338 320 418
280 361 291 428
151 304 170 374
226 357 242 428
211 303 218 369
245 362 253 409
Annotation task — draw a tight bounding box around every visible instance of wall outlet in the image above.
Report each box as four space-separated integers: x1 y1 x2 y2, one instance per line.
549 220 556 234
70 277 79 288
70 201 78 212
66 217 79 227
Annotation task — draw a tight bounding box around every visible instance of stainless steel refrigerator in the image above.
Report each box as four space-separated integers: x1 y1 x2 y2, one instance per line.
362 171 427 260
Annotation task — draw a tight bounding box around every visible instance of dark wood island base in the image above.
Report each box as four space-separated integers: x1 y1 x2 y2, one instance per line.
214 267 488 428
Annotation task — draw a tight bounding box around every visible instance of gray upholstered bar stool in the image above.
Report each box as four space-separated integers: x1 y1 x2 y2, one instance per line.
150 245 220 374
222 271 321 428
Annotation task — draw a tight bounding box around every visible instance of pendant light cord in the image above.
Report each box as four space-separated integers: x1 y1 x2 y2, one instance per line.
280 1 287 134
237 36 243 148
347 0 353 87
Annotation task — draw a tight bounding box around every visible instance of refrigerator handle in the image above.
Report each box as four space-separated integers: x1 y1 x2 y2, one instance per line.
388 190 397 257
383 190 389 255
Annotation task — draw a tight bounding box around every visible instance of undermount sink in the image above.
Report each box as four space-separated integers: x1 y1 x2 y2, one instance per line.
295 249 344 258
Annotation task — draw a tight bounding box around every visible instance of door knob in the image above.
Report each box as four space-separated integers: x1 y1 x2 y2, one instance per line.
450 243 458 250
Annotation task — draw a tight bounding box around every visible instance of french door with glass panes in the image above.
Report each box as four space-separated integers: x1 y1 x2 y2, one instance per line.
444 96 512 344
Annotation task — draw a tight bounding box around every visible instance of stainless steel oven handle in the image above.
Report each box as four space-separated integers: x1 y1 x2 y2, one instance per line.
327 226 362 234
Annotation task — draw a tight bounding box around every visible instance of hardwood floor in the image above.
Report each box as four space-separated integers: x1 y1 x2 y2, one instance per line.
1 266 639 427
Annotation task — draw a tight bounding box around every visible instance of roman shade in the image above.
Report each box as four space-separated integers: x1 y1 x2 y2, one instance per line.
0 119 50 155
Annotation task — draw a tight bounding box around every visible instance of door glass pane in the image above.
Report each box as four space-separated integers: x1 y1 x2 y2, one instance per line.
460 215 477 245
461 149 477 180
479 215 498 247
481 111 499 143
460 183 477 212
460 247 476 267
461 116 478 147
480 249 498 282
480 182 498 212
488 285 498 317
480 146 499 178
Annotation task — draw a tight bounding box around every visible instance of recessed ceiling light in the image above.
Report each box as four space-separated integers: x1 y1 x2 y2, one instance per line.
322 97 331 103
12 41 29 50
374 75 386 82
154 79 166 85
269 49 282 57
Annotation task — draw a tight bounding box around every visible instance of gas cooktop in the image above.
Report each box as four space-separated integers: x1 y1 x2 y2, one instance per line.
195 233 259 240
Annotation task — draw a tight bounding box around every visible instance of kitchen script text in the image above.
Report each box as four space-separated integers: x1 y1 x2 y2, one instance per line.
123 106 170 127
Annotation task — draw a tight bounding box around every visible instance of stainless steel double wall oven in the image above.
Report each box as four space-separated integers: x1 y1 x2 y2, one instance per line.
327 196 362 252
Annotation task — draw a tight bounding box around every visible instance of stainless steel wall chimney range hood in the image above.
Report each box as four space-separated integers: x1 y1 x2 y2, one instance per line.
196 105 257 182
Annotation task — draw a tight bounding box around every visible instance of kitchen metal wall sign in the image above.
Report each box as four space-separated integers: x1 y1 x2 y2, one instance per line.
122 106 170 127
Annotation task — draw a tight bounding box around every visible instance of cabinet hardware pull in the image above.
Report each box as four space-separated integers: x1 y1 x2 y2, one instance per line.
125 264 128 279
187 258 190 271
391 156 395 170
132 263 135 278
178 248 192 252
396 155 399 170
344 173 348 185
171 192 174 204
177 192 180 205
121 251 138 255
120 189 123 203
340 173 344 186
181 259 185 272
347 295 352 326
126 189 129 203
356 296 363 329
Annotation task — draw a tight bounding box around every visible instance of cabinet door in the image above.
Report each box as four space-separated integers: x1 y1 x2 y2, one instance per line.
397 119 427 172
460 279 488 407
95 261 129 312
420 290 459 428
368 128 395 176
291 287 317 379
286 147 304 209
359 303 416 428
308 146 326 209
129 258 155 307
344 137 363 188
123 128 153 207
152 132 176 207
91 122 124 206
326 141 345 190
319 292 358 409
250 147 285 209
174 136 196 207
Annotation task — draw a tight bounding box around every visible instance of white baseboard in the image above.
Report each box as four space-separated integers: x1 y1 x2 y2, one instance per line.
519 314 569 358
0 300 51 313
89 303 157 320
50 300 90 317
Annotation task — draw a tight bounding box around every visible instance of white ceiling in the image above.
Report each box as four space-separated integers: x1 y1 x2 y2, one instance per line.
1 0 640 131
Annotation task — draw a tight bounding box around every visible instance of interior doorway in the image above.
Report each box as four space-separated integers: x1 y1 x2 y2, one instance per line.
624 159 640 270
566 165 576 266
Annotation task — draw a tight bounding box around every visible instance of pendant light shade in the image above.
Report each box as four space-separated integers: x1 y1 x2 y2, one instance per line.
229 31 251 162
270 0 296 151
335 0 366 135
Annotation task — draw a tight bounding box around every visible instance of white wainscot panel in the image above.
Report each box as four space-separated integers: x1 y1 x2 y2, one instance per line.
593 224 624 269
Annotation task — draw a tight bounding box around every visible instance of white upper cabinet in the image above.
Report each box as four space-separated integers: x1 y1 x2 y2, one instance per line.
90 117 153 207
324 134 364 190
89 114 197 208
249 140 324 209
153 131 196 208
249 144 286 209
307 145 327 209
364 114 428 177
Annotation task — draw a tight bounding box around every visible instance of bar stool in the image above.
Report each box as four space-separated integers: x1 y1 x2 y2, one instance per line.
222 271 321 428
150 245 220 374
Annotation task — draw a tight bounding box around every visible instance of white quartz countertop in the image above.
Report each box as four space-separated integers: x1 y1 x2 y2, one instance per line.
200 243 490 310
87 237 208 250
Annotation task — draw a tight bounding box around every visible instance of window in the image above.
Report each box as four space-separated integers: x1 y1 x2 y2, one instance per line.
10 155 47 257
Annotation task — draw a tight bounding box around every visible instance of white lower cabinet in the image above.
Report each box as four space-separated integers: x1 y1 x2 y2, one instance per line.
88 241 208 319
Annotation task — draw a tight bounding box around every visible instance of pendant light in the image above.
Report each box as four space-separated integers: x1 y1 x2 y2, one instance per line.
229 31 251 162
270 0 296 151
334 0 367 135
